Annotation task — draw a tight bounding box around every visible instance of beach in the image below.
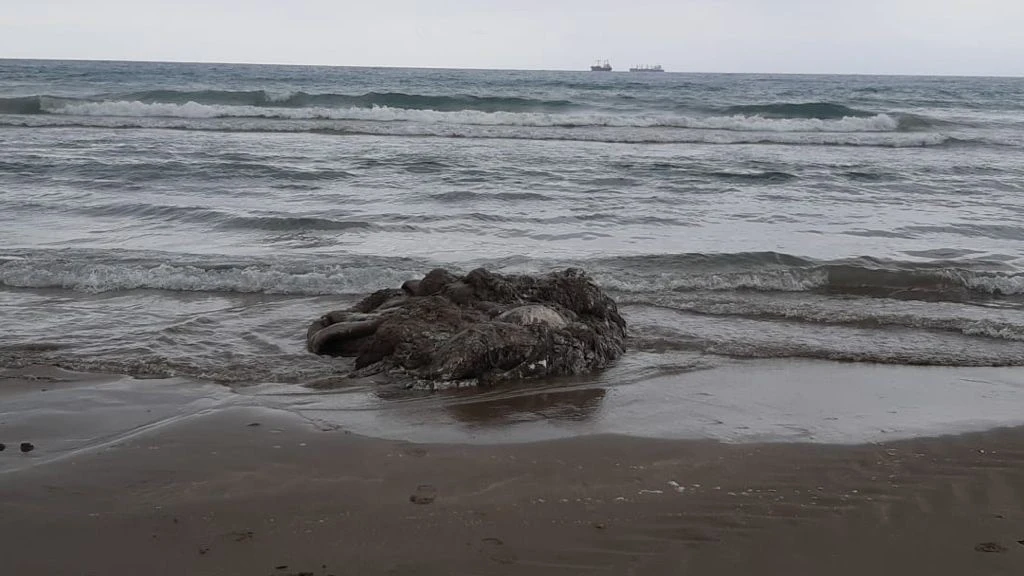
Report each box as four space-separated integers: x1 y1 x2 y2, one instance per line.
3 367 1024 575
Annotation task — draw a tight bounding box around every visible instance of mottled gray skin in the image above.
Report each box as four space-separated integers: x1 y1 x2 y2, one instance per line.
306 268 627 386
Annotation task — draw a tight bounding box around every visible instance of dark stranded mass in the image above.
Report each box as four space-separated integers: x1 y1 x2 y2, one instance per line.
307 268 627 387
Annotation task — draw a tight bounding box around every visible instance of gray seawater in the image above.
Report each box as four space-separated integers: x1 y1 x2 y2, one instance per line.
2 59 1024 387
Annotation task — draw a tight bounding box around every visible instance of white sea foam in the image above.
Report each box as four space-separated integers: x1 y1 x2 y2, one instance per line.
597 269 832 293
0 259 418 295
48 100 901 132
597 266 1024 297
7 254 1021 298
264 90 298 103
946 269 1024 295
961 320 1024 341
11 114 942 147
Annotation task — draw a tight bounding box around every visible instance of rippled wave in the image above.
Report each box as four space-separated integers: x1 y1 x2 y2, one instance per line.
3 249 1021 301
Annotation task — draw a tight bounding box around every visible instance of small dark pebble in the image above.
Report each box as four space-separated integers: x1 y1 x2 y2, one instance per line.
593 522 607 530
975 542 1007 553
173 518 179 524
409 484 437 505
1018 539 1024 547
232 530 255 542
994 513 1006 519
0 443 6 452
247 422 261 427
275 566 288 571
198 547 210 556
20 442 34 453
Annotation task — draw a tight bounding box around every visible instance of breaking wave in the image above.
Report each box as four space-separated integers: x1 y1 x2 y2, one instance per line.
589 252 1024 301
3 115 949 147
41 99 902 132
3 250 1022 302
1 91 970 148
0 250 426 295
2 96 886 120
0 91 579 114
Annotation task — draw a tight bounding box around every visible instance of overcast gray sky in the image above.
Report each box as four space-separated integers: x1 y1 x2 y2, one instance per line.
3 0 1022 76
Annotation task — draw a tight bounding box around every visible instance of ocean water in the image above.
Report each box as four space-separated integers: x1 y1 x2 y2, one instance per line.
2 59 1024 394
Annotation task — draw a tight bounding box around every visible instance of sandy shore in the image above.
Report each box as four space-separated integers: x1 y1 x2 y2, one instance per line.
2 369 1024 575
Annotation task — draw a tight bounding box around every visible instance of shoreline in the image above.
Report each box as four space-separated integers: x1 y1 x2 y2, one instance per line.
5 357 1024 453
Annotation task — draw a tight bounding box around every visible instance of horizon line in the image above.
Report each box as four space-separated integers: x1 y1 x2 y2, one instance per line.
2 56 1022 79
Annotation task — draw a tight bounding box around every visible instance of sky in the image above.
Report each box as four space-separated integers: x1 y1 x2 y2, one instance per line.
3 0 1023 76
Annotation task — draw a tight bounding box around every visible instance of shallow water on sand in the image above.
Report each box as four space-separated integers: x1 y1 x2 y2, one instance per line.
4 359 1024 473
240 357 1024 444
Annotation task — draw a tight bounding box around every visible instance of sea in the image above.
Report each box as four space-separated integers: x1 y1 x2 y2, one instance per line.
2 60 1024 443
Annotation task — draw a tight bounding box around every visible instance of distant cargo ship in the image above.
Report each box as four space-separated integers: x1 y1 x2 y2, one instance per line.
590 60 612 72
629 64 664 73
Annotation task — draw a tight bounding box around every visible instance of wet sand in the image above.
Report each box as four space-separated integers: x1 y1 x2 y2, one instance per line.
240 355 1024 446
2 369 1024 575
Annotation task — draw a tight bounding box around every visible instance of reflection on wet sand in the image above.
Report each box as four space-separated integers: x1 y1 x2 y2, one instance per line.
440 385 607 425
